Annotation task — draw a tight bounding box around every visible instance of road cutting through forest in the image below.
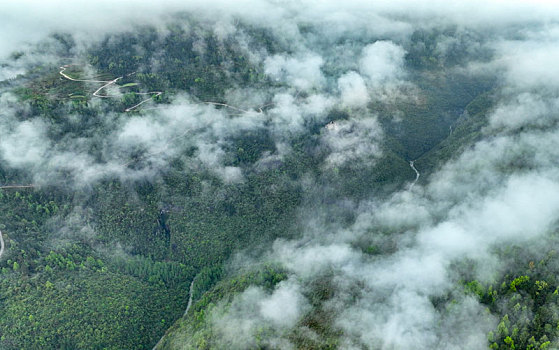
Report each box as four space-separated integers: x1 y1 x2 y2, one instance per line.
59 65 162 112
60 64 274 114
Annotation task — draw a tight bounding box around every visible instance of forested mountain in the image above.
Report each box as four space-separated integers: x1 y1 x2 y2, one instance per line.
1 1 559 349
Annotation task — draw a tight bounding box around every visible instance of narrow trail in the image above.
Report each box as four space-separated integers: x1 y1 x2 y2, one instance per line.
202 101 264 115
0 230 4 259
59 65 162 112
59 65 108 83
152 276 196 350
0 185 35 189
409 160 420 190
183 278 196 317
92 77 122 98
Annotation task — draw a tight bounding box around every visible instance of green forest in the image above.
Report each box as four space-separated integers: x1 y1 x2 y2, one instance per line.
1 3 559 349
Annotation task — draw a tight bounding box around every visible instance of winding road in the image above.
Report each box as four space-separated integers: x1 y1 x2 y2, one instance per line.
60 65 274 114
59 65 162 112
409 160 420 190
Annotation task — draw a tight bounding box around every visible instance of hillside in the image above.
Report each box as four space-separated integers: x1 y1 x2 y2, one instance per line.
1 2 559 349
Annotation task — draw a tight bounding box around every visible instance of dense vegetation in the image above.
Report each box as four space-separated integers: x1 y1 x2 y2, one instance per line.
0 13 554 350
464 246 559 350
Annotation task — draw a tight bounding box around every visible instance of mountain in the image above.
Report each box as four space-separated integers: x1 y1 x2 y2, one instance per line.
1 2 559 349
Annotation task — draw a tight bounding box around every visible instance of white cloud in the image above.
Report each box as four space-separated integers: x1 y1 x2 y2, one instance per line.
0 119 49 168
264 54 325 91
259 281 307 328
322 116 383 168
359 41 406 86
338 71 370 108
4 1 559 348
